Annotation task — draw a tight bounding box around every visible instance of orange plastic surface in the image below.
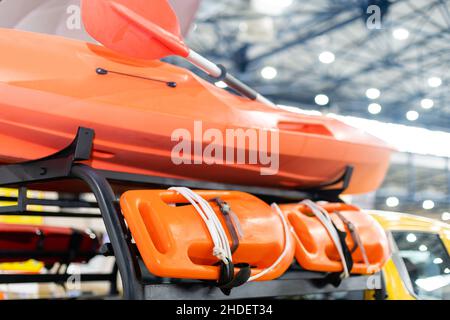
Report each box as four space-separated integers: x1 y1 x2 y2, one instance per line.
0 28 392 194
82 0 188 60
281 202 390 274
120 190 295 280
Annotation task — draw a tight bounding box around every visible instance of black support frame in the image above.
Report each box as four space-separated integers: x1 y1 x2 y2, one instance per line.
0 127 384 300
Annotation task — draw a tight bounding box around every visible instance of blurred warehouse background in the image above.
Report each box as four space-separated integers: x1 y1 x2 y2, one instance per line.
0 0 449 222
185 0 450 222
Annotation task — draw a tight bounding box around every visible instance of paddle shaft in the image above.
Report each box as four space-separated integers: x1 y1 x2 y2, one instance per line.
105 2 276 107
187 50 276 107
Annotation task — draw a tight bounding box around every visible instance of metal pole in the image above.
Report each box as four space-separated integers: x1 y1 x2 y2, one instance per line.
71 164 143 300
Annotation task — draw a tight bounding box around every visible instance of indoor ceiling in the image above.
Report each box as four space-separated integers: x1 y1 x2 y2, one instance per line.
186 0 450 131
1 0 448 130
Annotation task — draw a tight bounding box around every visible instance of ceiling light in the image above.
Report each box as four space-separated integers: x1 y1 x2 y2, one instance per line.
422 200 435 210
433 257 443 265
366 88 381 100
386 196 399 208
419 245 428 252
420 98 434 109
406 233 417 243
406 110 419 121
318 51 335 64
445 268 450 274
392 28 410 40
314 94 329 106
442 212 450 221
428 77 442 88
215 81 228 88
368 103 382 115
261 66 278 80
252 0 293 15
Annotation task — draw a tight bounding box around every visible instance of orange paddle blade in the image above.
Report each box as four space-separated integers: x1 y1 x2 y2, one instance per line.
81 0 189 60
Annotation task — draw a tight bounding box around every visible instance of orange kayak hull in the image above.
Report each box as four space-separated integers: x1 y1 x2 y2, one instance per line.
0 29 392 194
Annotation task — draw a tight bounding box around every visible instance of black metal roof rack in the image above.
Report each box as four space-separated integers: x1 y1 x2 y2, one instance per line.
0 127 383 300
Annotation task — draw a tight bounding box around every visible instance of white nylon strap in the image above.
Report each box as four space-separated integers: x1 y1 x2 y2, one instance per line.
169 187 291 281
248 203 292 282
301 200 350 278
169 187 232 265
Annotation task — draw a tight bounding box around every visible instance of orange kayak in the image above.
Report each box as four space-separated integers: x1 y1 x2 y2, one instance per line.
0 28 392 194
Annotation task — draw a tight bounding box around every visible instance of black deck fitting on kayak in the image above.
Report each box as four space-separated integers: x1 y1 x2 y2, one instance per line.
0 127 93 186
96 67 108 75
96 67 177 88
301 166 354 202
0 128 384 300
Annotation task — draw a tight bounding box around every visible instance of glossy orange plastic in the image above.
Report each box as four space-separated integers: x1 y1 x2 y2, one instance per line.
0 28 392 194
120 190 295 280
280 202 390 274
82 0 189 60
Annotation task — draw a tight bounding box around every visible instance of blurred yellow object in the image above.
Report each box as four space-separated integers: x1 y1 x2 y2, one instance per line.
0 188 43 224
0 260 43 273
366 211 450 300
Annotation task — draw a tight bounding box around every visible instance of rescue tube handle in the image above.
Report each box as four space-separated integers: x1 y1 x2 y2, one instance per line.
292 211 376 272
289 210 350 271
287 214 320 261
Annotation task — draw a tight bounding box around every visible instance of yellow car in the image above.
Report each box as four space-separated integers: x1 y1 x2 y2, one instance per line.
369 211 450 300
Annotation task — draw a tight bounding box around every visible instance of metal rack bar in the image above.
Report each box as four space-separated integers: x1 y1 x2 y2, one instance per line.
144 274 381 300
99 166 353 204
0 196 98 208
0 250 98 260
0 211 101 218
0 273 116 284
70 164 144 299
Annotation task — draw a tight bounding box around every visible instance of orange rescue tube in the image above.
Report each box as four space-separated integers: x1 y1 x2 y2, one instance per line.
120 190 295 281
280 202 390 274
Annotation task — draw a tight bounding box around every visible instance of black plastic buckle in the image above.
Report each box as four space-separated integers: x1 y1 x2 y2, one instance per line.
0 127 94 187
217 259 251 296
